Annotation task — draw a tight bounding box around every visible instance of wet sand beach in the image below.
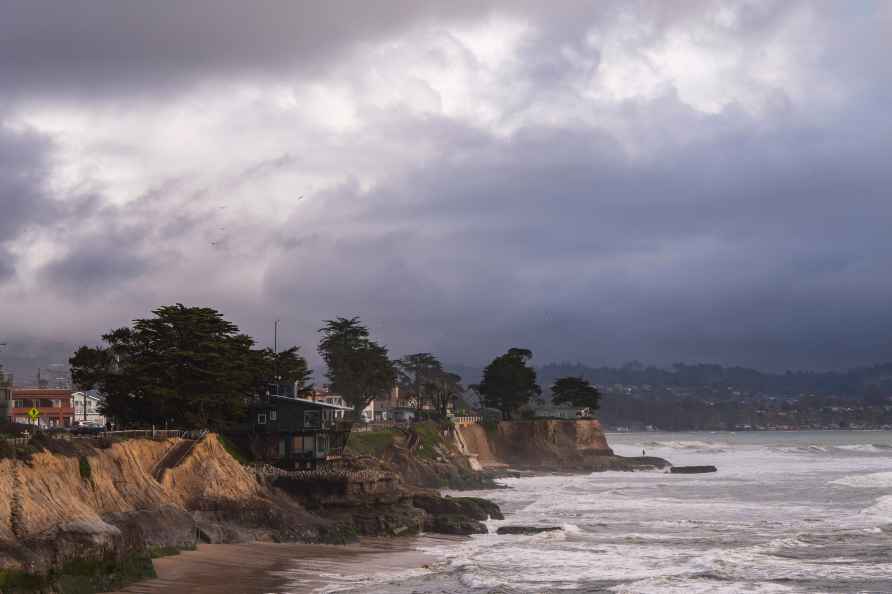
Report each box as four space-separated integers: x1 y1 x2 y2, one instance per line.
114 538 448 594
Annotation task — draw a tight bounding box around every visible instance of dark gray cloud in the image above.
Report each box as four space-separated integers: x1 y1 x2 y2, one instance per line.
0 124 55 235
0 0 492 101
259 85 892 372
2 0 892 383
0 121 58 282
0 1 798 101
39 239 152 295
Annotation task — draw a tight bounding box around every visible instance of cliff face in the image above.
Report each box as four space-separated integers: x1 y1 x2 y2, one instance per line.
347 423 493 490
0 438 173 542
0 435 340 577
455 420 668 471
0 432 503 584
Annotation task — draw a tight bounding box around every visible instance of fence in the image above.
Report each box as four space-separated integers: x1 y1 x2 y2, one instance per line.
350 421 400 433
251 463 397 483
2 428 204 446
1 436 30 447
451 416 481 426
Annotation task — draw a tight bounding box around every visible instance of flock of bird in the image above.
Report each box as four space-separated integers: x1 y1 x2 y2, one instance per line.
210 195 304 248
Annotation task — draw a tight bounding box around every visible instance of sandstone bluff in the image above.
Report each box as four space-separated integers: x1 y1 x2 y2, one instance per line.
0 420 669 591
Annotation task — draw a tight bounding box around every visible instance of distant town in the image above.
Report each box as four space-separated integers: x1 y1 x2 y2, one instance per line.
3 353 892 433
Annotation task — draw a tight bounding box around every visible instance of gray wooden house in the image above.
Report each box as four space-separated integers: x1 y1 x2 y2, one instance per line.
236 395 353 469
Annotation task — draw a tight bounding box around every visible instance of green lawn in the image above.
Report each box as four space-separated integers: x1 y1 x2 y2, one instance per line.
345 430 396 457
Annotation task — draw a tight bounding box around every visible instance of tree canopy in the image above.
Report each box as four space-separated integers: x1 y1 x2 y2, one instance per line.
395 352 443 410
476 347 541 419
551 376 601 410
69 304 310 429
425 369 463 417
317 317 396 420
255 346 314 398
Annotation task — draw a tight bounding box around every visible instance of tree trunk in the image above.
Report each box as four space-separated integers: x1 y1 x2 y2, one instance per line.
352 401 367 422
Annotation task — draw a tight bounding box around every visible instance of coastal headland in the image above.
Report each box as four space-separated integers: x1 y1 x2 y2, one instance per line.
0 419 669 592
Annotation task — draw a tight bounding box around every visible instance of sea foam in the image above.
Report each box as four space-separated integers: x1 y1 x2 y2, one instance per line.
830 471 892 488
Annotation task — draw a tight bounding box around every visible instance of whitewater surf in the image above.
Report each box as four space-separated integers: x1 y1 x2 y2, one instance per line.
286 430 892 594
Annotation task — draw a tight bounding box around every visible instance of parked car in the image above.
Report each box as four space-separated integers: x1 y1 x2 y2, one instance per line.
71 423 104 436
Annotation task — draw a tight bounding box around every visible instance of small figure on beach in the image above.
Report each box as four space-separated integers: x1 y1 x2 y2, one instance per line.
642 449 646 456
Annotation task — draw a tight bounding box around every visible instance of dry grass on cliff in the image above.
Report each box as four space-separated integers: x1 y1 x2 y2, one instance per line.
0 434 271 542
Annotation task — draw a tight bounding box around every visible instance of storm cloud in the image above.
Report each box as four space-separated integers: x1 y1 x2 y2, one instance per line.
2 1 892 380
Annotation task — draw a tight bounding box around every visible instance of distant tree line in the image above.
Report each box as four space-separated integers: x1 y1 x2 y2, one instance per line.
538 361 892 400
69 304 607 430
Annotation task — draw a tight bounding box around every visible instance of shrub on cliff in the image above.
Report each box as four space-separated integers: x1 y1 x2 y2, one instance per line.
79 456 92 481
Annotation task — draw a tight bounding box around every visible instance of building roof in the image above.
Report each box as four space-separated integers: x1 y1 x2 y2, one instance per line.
71 391 102 402
269 395 352 410
13 388 72 396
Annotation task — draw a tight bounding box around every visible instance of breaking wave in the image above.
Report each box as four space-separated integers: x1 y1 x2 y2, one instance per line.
830 471 892 488
642 440 727 451
836 443 892 453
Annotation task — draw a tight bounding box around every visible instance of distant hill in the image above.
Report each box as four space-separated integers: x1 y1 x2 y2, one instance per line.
445 359 892 401
537 361 892 399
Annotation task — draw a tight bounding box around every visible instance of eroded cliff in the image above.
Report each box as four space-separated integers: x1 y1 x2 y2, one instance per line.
455 420 669 471
0 432 502 590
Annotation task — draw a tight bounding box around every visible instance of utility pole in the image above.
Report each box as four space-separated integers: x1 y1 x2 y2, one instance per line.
0 342 7 385
273 319 280 396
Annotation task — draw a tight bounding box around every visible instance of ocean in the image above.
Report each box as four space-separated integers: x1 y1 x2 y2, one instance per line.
286 430 892 594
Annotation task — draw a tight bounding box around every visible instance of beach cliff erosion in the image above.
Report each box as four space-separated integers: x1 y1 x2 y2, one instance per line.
0 428 502 593
454 419 671 472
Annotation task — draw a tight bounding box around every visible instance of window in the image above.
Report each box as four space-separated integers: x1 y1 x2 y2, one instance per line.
304 410 322 429
257 413 267 425
269 409 278 421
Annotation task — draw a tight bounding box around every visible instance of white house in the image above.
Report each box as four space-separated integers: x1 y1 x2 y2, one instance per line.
532 404 593 420
71 391 106 425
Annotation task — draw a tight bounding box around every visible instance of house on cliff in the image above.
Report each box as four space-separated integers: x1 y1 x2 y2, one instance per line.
233 395 353 469
532 404 593 420
71 391 106 426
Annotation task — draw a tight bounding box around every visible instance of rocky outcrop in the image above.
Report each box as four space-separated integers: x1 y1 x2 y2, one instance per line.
355 424 495 490
496 526 562 535
411 493 504 521
1 518 141 576
455 420 670 471
412 493 504 535
670 465 717 474
270 465 505 538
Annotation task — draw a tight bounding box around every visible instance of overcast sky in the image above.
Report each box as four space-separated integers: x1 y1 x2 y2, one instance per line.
2 1 892 381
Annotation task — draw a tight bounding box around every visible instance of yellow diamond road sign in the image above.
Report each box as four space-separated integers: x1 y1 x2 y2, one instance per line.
27 408 41 420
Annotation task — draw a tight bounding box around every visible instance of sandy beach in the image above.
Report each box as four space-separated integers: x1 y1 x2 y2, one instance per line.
113 537 452 594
